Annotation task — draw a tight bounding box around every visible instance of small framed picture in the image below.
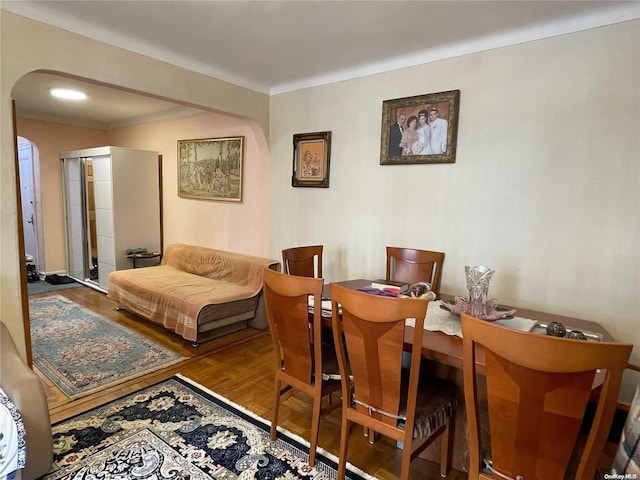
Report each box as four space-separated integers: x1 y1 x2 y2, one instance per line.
292 131 331 188
177 136 244 201
380 90 460 165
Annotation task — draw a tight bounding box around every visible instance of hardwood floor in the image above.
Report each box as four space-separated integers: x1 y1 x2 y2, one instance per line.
31 286 468 480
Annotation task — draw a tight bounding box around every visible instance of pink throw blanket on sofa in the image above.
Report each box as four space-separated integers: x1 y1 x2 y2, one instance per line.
108 244 279 341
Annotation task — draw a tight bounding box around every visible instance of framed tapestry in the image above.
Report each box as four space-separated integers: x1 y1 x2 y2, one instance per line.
380 89 460 165
178 136 244 201
292 131 331 188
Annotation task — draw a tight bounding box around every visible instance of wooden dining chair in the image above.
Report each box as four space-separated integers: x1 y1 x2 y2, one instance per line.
262 267 341 466
461 313 633 480
386 246 444 295
330 283 457 479
282 245 323 278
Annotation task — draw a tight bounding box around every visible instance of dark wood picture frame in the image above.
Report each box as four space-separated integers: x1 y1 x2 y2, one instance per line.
177 136 244 202
292 131 331 188
380 90 460 165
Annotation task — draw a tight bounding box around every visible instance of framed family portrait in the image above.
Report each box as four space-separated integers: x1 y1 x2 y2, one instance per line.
292 131 331 188
380 89 460 165
178 136 244 202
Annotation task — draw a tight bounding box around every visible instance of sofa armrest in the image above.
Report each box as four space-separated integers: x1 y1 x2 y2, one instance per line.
0 322 52 480
248 262 281 330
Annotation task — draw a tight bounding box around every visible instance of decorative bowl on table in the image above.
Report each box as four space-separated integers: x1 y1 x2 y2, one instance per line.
439 297 516 321
408 282 436 301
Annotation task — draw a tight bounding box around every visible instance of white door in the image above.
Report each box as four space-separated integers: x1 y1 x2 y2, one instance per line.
18 141 38 265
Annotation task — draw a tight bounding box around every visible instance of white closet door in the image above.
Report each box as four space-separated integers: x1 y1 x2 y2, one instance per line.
92 155 115 290
63 157 86 281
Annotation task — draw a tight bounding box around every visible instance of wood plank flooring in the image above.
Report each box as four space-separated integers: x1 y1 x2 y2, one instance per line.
31 286 468 480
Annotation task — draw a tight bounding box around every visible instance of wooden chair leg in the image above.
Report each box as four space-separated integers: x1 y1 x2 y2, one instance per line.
400 436 412 480
363 427 377 444
338 415 350 480
271 379 282 441
308 391 322 466
440 419 454 478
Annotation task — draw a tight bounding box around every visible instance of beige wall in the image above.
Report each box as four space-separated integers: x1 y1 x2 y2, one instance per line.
1 10 269 357
270 21 640 365
108 112 271 257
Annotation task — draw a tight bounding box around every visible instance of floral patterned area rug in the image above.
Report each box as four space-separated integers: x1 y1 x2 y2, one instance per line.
29 295 184 399
46 375 375 480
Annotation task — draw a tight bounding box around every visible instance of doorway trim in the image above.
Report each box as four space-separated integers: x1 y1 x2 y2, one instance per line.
13 100 33 367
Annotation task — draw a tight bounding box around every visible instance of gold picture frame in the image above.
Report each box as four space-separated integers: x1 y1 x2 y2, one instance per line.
178 136 244 201
292 131 331 188
380 90 460 165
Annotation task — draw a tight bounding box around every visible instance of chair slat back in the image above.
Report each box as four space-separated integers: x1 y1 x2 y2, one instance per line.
386 247 444 294
263 267 323 385
331 283 428 428
282 245 323 278
485 350 595 478
461 313 633 480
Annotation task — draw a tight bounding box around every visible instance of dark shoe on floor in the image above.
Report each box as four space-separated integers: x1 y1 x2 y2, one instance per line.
45 274 76 285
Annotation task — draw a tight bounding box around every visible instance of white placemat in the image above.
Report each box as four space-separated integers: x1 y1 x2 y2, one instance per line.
308 297 335 318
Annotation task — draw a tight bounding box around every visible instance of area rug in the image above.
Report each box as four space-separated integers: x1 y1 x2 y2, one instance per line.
29 295 184 399
46 375 376 480
27 279 83 295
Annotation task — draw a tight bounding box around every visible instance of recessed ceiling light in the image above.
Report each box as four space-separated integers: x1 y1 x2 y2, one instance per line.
50 88 87 100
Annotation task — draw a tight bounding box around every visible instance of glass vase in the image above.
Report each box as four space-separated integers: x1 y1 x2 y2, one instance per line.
465 265 495 319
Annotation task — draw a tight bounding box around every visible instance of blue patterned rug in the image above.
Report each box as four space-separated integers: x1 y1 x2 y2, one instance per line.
46 375 375 480
29 295 184 399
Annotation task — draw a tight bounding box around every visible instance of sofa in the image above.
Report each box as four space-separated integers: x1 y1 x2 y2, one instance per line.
107 243 280 345
0 321 52 480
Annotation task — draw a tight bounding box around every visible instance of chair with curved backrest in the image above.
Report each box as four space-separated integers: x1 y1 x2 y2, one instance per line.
282 245 323 278
262 267 341 466
461 313 633 480
386 247 444 295
330 283 457 479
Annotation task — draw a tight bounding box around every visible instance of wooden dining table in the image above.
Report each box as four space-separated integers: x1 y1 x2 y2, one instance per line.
322 279 617 471
325 280 614 366
416 296 613 371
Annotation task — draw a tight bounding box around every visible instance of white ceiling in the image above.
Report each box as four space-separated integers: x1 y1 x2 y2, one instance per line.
4 0 639 128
